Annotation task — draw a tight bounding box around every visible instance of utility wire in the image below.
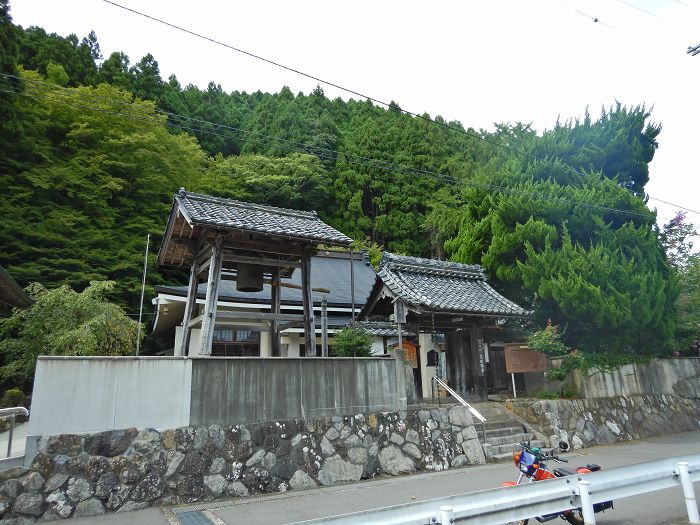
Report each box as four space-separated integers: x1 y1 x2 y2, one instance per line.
13 73 694 220
0 75 686 219
99 0 524 155
97 2 699 213
614 0 660 17
0 75 666 219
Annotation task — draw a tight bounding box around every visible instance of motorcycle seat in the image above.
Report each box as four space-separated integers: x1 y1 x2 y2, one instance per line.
553 467 576 477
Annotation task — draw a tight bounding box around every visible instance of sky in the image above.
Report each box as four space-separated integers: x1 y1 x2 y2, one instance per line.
9 0 700 230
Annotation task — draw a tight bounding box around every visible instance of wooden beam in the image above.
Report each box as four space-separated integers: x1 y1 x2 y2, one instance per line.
215 311 305 322
196 258 211 277
169 238 198 252
278 321 304 331
198 236 224 356
187 314 204 329
177 262 199 356
219 272 330 293
271 267 281 357
220 239 311 257
301 250 315 356
221 252 301 269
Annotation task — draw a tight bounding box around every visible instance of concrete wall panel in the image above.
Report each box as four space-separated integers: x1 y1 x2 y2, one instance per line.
189 357 399 426
572 358 700 399
28 357 191 435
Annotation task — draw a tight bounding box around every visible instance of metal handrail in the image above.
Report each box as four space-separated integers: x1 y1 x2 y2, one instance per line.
431 376 486 423
0 407 29 458
290 454 700 524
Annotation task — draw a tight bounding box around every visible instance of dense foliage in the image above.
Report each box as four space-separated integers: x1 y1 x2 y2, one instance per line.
0 4 692 362
0 281 139 392
329 327 374 358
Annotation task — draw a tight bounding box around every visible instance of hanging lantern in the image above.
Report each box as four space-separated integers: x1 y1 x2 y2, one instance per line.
236 263 264 292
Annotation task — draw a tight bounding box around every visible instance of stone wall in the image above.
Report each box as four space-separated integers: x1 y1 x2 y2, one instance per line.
0 406 483 523
508 394 700 450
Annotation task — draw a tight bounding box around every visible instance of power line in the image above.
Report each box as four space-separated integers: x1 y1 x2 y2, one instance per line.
573 9 613 28
647 196 700 216
614 0 660 18
97 1 699 215
0 76 664 219
99 0 521 156
1 74 691 219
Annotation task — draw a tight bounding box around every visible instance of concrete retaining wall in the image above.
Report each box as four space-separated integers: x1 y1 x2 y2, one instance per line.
189 357 400 425
0 406 483 523
29 357 192 436
571 358 700 399
508 394 700 449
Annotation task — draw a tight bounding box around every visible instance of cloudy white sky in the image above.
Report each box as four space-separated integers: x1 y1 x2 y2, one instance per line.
10 0 700 229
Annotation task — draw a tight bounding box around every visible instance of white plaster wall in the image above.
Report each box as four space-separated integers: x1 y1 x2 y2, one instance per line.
284 333 301 357
419 333 437 400
370 339 385 356
260 331 272 357
28 357 192 436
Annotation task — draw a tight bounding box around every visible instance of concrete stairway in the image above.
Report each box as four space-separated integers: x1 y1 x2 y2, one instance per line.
470 402 548 462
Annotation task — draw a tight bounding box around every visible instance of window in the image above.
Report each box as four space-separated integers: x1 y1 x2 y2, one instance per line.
211 328 260 357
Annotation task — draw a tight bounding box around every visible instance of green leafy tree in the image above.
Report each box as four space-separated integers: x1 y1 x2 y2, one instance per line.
0 69 205 307
676 256 700 352
660 211 698 270
98 51 132 91
330 327 373 357
442 108 676 354
0 281 139 392
196 153 331 213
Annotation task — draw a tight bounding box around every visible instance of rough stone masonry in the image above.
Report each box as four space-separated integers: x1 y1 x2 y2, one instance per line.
0 406 484 523
508 394 700 450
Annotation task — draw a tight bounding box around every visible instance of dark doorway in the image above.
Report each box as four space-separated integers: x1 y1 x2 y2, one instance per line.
446 331 473 395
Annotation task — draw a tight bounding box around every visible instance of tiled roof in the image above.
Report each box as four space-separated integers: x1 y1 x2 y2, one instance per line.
176 189 352 245
351 321 415 337
0 266 33 308
375 253 529 317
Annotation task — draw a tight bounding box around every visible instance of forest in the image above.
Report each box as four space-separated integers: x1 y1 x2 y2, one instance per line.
1 0 697 377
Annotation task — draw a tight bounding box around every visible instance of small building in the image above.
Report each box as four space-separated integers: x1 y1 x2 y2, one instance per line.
360 253 530 400
157 189 354 357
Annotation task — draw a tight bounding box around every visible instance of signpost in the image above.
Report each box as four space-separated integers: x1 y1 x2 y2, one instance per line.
504 345 547 398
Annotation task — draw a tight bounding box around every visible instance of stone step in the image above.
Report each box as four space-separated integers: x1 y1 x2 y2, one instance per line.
492 451 517 463
490 440 549 455
478 420 526 432
483 432 537 446
479 427 523 439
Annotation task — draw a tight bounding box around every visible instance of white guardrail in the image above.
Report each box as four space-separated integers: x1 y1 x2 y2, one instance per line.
290 454 700 525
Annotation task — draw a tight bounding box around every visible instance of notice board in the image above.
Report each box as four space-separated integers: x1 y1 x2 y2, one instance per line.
504 345 546 373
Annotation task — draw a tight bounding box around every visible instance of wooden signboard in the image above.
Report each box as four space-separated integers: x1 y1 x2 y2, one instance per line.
504 345 546 374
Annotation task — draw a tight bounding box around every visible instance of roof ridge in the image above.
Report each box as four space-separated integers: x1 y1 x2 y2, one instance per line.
177 188 319 220
381 252 484 278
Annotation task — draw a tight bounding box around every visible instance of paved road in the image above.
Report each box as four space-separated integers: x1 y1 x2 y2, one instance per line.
71 430 700 525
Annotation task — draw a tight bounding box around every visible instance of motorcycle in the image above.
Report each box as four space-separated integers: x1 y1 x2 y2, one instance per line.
501 434 613 524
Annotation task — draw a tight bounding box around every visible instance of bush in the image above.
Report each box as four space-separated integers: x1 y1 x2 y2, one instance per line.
330 327 373 357
0 388 27 408
533 384 577 399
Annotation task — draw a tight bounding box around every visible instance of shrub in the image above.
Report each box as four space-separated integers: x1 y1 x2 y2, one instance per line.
330 327 373 357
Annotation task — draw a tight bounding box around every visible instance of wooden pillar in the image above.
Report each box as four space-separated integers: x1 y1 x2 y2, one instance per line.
271 267 281 357
301 250 315 356
411 321 423 400
469 325 487 401
199 236 224 356
177 261 199 356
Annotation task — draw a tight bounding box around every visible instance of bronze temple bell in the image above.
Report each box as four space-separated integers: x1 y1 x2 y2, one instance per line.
236 263 264 292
